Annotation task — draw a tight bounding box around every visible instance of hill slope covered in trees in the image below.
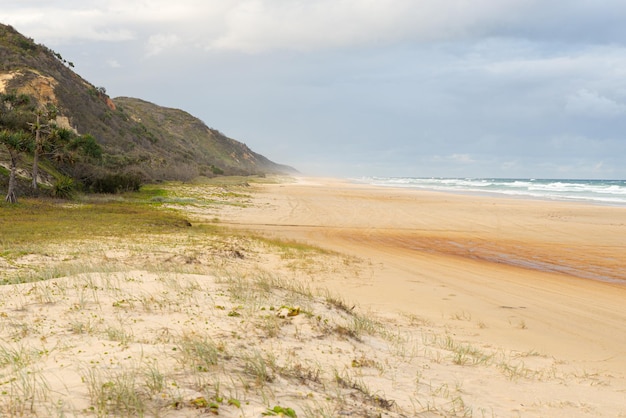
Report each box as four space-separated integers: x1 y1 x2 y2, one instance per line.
0 23 295 198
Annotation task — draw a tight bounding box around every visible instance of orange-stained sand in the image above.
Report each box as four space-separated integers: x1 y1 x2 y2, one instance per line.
227 177 626 376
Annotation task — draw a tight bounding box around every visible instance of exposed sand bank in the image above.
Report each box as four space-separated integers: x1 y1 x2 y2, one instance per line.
223 177 626 376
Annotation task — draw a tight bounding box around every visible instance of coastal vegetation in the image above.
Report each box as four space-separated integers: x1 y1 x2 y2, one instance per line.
1 23 294 204
0 92 103 202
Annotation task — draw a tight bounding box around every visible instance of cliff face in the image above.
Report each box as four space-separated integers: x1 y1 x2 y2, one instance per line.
0 23 295 186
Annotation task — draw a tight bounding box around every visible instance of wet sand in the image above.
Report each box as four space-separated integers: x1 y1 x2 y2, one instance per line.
227 177 626 377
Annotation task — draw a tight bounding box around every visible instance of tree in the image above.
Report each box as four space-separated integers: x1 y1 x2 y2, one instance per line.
46 129 102 166
1 129 32 203
1 93 35 203
29 104 57 191
1 92 102 201
70 133 102 159
0 93 32 203
0 93 34 130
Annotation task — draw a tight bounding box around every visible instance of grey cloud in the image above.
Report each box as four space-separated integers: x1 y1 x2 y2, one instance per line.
565 90 626 118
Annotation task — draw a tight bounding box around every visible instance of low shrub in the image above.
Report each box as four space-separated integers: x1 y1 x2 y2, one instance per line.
89 173 142 194
52 175 75 199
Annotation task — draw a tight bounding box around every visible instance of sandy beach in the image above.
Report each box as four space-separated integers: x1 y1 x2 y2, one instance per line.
224 177 626 411
2 176 626 417
226 177 626 365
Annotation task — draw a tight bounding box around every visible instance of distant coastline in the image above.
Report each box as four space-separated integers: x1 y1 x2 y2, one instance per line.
355 177 626 206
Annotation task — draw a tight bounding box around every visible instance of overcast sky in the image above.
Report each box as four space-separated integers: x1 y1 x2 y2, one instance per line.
2 1 626 178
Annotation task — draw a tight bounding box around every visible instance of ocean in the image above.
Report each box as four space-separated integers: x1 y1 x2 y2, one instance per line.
356 177 626 206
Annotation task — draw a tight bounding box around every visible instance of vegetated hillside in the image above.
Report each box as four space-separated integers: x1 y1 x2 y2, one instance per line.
0 23 295 191
113 97 295 178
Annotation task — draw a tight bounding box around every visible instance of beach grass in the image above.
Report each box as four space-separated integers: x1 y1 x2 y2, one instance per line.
0 177 621 416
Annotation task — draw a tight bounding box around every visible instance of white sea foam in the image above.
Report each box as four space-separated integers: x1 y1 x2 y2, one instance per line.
356 177 626 205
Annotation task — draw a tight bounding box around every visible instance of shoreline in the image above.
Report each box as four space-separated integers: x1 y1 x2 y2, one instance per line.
248 175 626 283
225 176 626 373
349 176 626 207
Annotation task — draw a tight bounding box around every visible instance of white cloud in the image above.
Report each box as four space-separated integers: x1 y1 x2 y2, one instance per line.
565 89 626 118
4 0 626 53
483 46 626 81
534 159 617 179
0 5 135 43
0 0 538 52
433 154 477 164
197 0 532 52
145 33 181 57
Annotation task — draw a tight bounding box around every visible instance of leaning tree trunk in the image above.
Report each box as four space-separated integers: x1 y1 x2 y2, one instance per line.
31 145 39 192
5 150 18 203
31 113 41 191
